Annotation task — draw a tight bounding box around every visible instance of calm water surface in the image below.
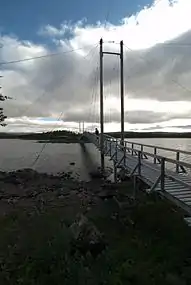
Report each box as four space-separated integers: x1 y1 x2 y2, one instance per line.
0 139 112 180
1 138 191 179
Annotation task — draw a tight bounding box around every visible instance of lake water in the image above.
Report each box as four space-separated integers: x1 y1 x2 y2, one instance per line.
0 138 191 179
0 139 113 180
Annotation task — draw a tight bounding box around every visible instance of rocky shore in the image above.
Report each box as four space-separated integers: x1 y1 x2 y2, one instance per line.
0 168 116 214
0 168 117 257
0 168 191 284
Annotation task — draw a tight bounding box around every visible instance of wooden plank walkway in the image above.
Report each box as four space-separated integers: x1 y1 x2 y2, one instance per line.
84 132 191 217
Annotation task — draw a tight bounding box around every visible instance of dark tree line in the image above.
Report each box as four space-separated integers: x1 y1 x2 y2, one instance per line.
0 76 11 126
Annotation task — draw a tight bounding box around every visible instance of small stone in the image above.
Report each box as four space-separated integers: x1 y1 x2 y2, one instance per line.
111 213 118 220
58 195 66 199
70 190 78 195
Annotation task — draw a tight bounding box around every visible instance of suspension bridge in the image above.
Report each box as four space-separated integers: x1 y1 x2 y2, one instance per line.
1 35 191 224
83 39 191 226
84 132 191 221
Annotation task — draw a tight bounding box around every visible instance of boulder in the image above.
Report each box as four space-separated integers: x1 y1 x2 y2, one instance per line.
97 187 117 199
70 214 106 258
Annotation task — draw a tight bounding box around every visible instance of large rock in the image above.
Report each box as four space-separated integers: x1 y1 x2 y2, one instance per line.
96 184 117 199
70 214 106 258
97 190 116 200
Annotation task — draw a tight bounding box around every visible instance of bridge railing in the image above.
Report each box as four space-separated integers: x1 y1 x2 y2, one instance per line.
102 135 191 190
84 132 191 189
103 136 191 173
124 140 191 173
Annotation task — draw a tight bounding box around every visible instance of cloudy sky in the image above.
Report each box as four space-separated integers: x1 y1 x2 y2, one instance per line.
1 0 191 133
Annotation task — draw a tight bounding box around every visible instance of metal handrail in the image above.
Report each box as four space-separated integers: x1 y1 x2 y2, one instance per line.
85 132 191 171
117 142 191 188
85 132 191 190
119 143 191 170
125 140 191 156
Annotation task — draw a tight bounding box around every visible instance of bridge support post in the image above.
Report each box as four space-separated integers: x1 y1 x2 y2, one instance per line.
176 151 179 173
114 162 117 183
132 143 134 156
110 140 112 156
141 145 143 159
154 147 157 164
100 38 105 173
123 142 126 166
133 175 137 199
138 151 141 176
99 38 125 167
160 157 165 191
115 140 118 161
120 40 124 146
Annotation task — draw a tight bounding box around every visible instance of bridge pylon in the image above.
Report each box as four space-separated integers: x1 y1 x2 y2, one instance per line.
99 38 125 172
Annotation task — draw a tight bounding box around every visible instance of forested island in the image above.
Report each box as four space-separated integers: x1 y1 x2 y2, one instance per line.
0 130 81 143
0 130 191 142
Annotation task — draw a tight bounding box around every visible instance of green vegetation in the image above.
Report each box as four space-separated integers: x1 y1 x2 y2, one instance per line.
0 78 12 127
0 181 190 284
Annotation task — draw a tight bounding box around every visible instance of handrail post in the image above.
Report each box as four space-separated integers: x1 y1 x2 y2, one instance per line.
115 140 117 161
154 147 157 164
110 140 112 156
124 142 126 166
114 161 117 182
103 136 106 151
104 138 107 152
176 151 180 173
106 139 109 152
100 38 104 173
127 142 130 153
141 145 143 159
160 157 165 191
138 151 141 176
132 143 134 156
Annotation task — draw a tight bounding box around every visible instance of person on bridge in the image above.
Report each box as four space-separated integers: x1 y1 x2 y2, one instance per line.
95 128 99 136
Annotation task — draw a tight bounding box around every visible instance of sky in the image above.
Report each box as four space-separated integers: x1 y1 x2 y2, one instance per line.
1 0 191 133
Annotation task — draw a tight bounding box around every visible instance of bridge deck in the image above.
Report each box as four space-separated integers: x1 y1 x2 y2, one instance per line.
84 132 191 216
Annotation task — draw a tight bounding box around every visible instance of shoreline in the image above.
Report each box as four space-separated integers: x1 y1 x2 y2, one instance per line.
1 130 191 141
